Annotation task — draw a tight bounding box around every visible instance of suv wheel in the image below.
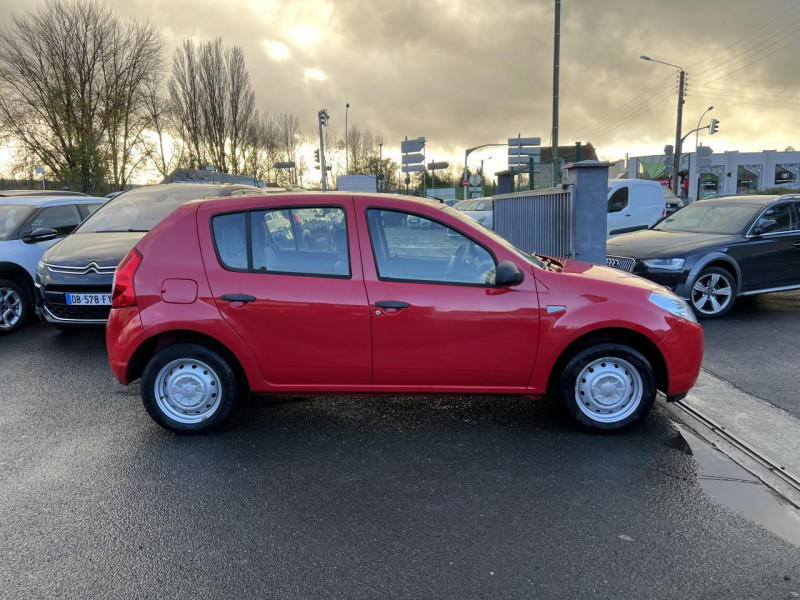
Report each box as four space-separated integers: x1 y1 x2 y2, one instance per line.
690 266 736 318
559 343 657 432
141 343 239 434
0 278 28 334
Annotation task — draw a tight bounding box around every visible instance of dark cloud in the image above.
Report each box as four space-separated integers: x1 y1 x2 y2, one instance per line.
2 0 799 171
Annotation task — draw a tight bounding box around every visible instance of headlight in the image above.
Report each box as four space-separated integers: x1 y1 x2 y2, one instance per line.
649 291 697 323
37 260 45 271
642 257 685 271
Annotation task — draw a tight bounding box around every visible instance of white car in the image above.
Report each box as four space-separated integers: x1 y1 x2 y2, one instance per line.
453 197 494 229
0 196 105 333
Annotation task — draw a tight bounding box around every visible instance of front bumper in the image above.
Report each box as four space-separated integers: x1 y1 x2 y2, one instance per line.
36 268 114 326
657 315 704 397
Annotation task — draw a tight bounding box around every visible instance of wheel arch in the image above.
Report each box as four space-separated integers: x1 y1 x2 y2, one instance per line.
546 327 668 396
0 261 35 304
684 252 741 294
126 329 250 391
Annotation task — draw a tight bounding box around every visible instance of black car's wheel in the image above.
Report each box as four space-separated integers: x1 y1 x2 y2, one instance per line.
558 343 657 432
690 266 736 318
141 343 239 434
0 278 28 334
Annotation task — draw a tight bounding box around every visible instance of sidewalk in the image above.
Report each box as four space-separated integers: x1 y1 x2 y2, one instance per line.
660 368 800 507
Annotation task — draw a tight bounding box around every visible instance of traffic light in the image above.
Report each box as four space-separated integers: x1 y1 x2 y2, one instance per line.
314 149 320 163
709 119 719 135
663 144 675 175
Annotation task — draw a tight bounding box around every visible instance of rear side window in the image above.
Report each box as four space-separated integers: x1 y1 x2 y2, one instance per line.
211 206 349 277
212 213 248 270
608 187 629 213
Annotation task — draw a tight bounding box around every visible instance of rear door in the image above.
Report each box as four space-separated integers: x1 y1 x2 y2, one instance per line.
199 196 372 388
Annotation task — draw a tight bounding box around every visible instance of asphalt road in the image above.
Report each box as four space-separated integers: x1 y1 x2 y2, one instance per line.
2 323 799 599
701 289 800 418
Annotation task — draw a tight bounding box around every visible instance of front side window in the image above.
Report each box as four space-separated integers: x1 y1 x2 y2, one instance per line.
0 205 34 240
366 209 496 285
28 204 82 236
756 202 800 234
212 206 349 277
608 187 629 213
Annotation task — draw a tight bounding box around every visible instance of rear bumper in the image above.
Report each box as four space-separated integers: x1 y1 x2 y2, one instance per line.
658 316 704 397
106 306 148 385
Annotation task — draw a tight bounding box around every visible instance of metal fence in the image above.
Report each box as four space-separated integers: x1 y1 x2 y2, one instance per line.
493 186 574 259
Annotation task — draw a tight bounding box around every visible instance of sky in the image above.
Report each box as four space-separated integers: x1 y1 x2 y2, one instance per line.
1 0 799 181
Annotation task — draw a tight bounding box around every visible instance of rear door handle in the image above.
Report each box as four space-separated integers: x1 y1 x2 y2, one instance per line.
374 300 410 309
221 294 256 303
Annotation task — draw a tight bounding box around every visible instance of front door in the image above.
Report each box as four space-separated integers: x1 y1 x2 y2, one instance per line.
354 202 540 391
740 201 800 291
200 198 372 388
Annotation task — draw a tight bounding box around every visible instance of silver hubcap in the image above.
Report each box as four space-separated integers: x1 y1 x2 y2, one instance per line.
154 358 222 424
0 286 23 330
575 357 643 423
691 272 733 315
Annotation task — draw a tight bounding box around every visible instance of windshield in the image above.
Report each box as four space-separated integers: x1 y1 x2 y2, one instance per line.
654 201 762 235
454 199 493 211
77 186 222 233
442 205 545 268
0 204 35 240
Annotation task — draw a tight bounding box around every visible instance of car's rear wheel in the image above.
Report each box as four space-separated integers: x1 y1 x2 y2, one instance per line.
141 343 239 434
690 266 736 318
0 279 28 334
559 343 657 432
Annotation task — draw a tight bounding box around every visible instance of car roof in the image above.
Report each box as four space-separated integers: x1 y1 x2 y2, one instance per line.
0 189 87 197
699 195 783 205
194 191 450 211
0 196 104 208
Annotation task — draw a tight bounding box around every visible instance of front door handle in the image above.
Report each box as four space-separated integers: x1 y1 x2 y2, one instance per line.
221 294 256 303
374 300 410 309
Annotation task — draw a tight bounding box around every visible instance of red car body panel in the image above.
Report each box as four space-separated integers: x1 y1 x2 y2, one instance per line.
106 193 703 400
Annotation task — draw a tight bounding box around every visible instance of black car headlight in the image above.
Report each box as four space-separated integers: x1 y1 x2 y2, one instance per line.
642 258 685 271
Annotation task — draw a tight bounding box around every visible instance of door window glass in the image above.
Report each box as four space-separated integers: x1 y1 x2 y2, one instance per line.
757 203 800 234
85 203 104 215
212 213 248 270
28 204 82 236
608 187 629 213
251 207 349 276
366 209 496 285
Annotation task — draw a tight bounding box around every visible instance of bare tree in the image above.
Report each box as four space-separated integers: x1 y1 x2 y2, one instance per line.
0 0 163 189
169 40 205 169
142 73 186 178
275 113 303 186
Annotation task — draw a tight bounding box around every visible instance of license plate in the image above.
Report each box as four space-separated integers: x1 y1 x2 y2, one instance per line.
65 293 111 306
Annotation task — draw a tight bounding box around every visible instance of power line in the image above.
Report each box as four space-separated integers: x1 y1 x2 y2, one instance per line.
576 88 677 143
690 92 800 111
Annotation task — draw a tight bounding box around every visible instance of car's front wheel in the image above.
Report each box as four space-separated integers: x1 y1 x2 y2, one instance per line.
141 343 239 434
0 278 28 334
690 266 736 318
559 343 657 432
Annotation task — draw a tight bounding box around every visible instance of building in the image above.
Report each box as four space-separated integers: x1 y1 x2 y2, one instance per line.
628 149 800 200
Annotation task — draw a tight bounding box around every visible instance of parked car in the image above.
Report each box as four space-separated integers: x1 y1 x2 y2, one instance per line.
0 195 105 333
0 189 87 197
453 197 494 229
607 179 666 237
36 183 263 329
606 194 800 318
664 188 685 215
106 193 703 435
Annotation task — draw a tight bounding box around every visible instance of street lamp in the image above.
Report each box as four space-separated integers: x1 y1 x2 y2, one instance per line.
345 103 350 174
463 143 506 200
693 106 713 202
641 55 686 196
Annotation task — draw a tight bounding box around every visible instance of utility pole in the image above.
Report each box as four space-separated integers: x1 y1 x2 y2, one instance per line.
551 0 561 186
318 109 329 191
345 103 350 174
673 69 685 197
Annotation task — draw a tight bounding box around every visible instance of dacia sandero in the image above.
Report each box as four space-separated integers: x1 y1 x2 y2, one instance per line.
106 193 703 434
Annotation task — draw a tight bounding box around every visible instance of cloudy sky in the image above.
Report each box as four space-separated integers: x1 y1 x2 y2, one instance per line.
2 0 799 179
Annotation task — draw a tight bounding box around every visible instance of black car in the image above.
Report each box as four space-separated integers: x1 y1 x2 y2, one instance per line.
36 183 262 329
606 194 800 318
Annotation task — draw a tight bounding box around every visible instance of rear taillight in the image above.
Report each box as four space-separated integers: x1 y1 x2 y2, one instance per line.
111 248 142 309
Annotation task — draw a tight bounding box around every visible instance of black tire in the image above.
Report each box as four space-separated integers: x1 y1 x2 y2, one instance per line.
0 278 29 335
141 343 239 434
689 266 737 319
558 343 657 433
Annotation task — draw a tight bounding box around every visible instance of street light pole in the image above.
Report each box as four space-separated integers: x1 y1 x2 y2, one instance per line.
551 0 561 186
318 109 329 191
641 55 686 196
463 143 506 200
345 103 350 174
692 106 713 202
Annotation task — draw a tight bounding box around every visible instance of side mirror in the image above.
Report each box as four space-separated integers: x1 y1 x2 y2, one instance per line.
753 218 777 236
494 260 524 287
22 227 59 243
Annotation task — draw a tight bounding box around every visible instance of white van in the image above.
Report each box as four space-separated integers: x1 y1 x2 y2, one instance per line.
607 179 666 237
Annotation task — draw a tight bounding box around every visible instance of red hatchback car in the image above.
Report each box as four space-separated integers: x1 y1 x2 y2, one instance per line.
106 193 703 434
